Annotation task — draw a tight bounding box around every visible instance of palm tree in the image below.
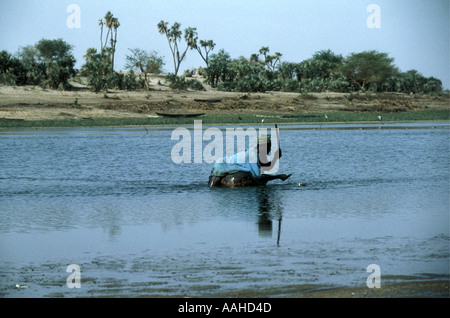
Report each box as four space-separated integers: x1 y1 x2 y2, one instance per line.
102 12 113 52
98 19 104 53
157 21 197 75
110 17 120 70
195 39 216 67
98 12 119 70
157 20 169 35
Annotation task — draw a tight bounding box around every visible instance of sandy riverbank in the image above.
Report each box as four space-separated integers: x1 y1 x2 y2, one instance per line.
0 76 448 123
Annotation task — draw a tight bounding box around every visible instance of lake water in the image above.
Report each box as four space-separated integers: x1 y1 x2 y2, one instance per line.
0 122 449 297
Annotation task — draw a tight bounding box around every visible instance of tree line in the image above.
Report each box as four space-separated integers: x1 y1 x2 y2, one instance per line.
0 11 444 95
204 48 443 94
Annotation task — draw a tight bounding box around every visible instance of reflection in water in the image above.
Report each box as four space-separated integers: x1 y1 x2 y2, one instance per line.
256 187 283 246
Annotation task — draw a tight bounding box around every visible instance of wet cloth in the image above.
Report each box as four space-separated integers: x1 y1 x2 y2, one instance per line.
210 148 262 179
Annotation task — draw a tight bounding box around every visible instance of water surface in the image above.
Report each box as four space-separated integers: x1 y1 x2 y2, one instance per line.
0 122 449 297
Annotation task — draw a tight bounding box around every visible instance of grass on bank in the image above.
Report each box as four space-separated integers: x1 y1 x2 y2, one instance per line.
0 109 448 129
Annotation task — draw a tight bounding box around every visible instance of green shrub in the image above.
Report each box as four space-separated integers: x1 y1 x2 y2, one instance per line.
125 48 165 90
0 50 28 85
280 79 300 92
33 39 77 90
43 55 76 90
125 71 139 90
81 48 113 92
165 74 187 90
0 72 16 85
186 78 205 91
380 70 443 94
2 39 77 89
165 74 205 91
204 49 232 87
327 73 351 92
183 68 196 77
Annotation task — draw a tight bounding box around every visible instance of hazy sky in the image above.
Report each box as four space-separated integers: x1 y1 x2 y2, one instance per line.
1 0 449 88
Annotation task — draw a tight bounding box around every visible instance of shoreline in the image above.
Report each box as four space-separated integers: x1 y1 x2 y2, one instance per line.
1 120 448 131
205 278 450 298
0 82 448 128
3 273 448 298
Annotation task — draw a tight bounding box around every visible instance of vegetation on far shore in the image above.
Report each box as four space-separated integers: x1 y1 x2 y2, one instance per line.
1 11 447 95
0 11 448 129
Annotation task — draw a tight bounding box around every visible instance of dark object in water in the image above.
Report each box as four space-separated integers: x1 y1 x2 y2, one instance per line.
221 171 259 187
156 112 205 118
208 171 292 188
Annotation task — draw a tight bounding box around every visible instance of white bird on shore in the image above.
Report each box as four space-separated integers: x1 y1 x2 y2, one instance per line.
325 114 328 119
378 116 382 121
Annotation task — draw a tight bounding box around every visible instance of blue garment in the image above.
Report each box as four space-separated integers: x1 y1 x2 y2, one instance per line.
210 148 262 179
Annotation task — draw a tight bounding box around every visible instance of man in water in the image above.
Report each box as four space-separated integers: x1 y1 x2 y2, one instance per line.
208 134 292 187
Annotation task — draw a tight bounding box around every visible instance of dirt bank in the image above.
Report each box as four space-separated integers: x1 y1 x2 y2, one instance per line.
0 76 448 122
